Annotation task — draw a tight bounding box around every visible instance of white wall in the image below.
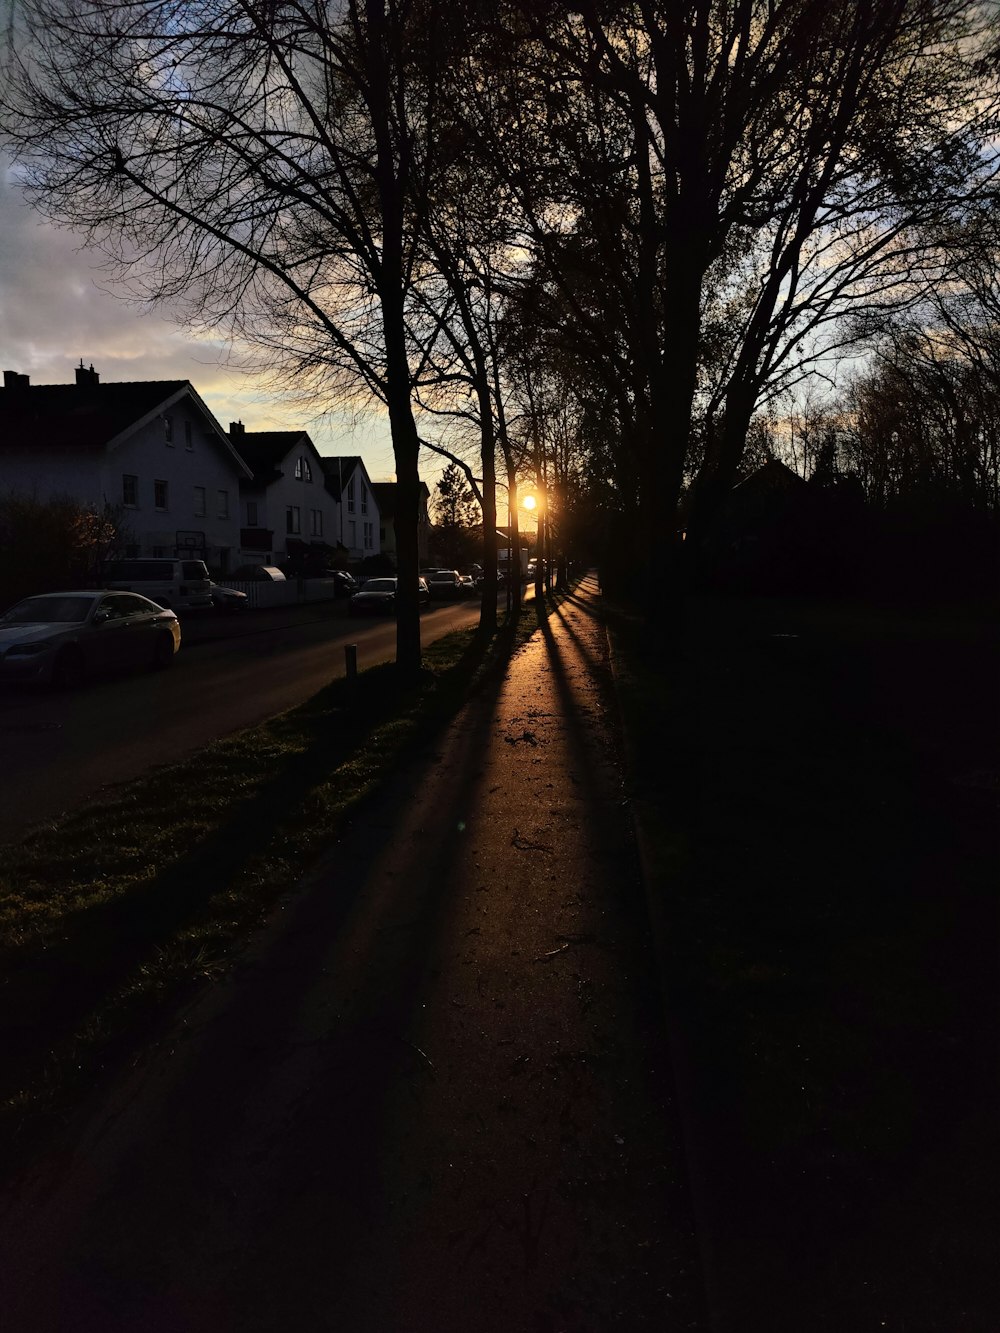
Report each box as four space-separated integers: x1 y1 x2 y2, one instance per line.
242 436 341 560
339 462 380 562
104 404 244 566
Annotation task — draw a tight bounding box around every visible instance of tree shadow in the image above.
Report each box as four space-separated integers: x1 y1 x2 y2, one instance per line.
0 626 515 1127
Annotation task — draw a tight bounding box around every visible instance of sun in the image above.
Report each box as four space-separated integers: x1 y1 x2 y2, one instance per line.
522 494 536 511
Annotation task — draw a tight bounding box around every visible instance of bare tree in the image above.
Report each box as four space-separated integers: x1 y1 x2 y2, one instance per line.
468 0 998 608
1 0 470 673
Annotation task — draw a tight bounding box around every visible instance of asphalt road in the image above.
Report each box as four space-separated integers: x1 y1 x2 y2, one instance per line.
0 597 488 844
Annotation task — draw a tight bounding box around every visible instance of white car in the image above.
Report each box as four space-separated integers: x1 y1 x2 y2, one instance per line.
0 590 180 687
209 582 250 611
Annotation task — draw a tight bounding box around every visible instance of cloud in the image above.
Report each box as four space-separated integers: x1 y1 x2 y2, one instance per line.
0 158 399 480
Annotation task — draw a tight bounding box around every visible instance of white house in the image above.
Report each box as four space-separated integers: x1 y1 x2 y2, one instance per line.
0 364 251 570
318 455 381 565
230 425 343 567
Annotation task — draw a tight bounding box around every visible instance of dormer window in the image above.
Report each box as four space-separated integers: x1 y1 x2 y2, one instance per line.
294 455 312 482
163 415 173 444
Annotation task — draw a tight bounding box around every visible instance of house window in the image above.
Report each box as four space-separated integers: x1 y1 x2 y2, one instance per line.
348 518 356 546
217 489 229 518
310 509 323 537
380 526 386 542
154 479 168 510
286 505 301 534
361 483 368 514
152 546 166 558
163 415 173 444
122 474 138 507
184 420 193 450
246 500 259 527
294 455 312 482
347 476 355 513
193 486 206 517
363 521 373 549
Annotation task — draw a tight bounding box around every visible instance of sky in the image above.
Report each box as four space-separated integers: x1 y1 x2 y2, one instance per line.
0 155 401 483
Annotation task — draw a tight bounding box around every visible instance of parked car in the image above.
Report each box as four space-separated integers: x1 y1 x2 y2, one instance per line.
208 582 249 612
0 590 180 687
104 557 212 610
349 577 430 615
231 565 287 582
330 570 358 597
426 569 464 599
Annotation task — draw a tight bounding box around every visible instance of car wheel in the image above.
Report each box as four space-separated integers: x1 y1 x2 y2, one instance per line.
151 633 175 670
52 647 85 689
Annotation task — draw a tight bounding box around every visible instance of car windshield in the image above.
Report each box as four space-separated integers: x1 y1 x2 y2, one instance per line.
430 572 455 581
1 595 92 625
361 579 396 592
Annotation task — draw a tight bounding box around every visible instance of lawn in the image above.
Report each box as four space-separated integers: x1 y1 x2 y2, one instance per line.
607 591 998 1332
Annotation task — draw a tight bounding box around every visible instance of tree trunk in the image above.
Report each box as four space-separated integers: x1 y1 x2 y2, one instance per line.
385 364 423 676
474 362 498 635
688 379 757 557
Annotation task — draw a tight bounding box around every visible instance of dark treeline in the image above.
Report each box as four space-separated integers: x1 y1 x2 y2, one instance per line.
3 2 998 662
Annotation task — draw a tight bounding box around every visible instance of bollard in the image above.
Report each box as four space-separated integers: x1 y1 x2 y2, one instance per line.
345 643 358 682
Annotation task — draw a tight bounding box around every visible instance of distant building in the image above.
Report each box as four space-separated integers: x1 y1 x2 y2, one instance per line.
319 456 382 564
0 364 250 570
229 425 341 567
370 479 430 568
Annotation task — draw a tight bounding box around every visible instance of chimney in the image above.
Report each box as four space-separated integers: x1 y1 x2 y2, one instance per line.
3 370 30 390
75 361 100 389
230 420 245 438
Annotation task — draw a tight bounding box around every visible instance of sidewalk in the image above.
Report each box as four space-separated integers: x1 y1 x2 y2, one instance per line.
1 575 707 1332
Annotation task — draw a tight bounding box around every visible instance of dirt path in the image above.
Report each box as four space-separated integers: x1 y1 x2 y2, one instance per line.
0 576 705 1331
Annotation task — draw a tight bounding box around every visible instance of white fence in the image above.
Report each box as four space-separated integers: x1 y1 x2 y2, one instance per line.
215 576 343 609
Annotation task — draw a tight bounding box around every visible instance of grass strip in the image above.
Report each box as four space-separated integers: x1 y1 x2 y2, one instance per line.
0 589 566 1163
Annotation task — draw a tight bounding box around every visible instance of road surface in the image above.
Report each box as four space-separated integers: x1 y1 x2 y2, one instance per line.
0 598 486 843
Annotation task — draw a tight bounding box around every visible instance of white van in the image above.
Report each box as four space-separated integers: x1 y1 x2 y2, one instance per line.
104 558 213 610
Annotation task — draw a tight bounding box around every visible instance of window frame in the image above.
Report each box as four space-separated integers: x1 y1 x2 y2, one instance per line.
122 474 138 508
154 479 168 511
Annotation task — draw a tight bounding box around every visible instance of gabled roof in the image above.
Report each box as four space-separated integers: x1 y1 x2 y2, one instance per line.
318 454 366 501
0 378 188 450
733 459 806 494
0 371 252 477
231 430 311 488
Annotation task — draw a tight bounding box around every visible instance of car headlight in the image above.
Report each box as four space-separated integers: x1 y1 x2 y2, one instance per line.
7 642 50 656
